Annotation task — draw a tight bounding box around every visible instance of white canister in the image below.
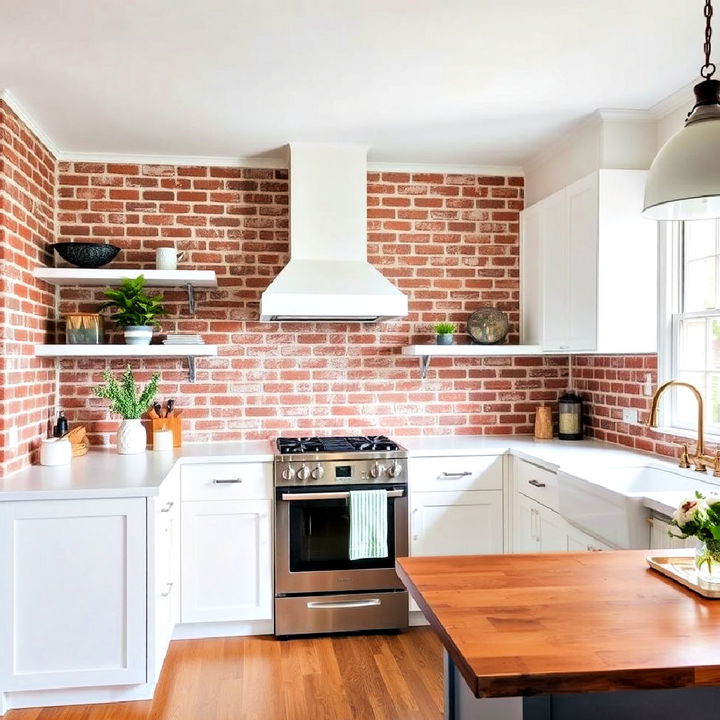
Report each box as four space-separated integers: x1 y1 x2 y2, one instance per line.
40 438 72 466
155 247 186 271
153 429 174 452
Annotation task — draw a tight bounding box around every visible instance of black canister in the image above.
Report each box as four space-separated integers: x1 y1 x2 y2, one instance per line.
558 392 583 441
53 410 69 438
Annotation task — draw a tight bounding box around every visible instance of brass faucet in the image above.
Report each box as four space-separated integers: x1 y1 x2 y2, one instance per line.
647 379 720 476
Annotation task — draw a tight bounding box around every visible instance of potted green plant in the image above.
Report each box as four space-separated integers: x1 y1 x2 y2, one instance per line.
433 321 456 346
93 366 160 454
98 275 168 345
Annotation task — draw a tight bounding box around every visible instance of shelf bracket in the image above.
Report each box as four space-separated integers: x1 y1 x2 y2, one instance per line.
419 355 431 379
187 356 197 383
185 283 197 315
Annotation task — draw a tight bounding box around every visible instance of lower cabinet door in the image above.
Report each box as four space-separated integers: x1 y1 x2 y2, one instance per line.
181 499 272 623
410 490 504 558
537 504 568 552
0 497 147 691
512 492 540 553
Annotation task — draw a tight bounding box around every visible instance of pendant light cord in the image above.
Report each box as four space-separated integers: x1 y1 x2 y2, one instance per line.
702 0 716 79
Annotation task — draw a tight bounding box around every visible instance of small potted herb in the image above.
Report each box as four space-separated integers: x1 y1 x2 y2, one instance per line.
98 275 168 345
93 366 160 454
433 322 457 346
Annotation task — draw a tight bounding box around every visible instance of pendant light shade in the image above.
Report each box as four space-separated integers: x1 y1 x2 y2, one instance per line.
643 0 720 220
643 109 720 220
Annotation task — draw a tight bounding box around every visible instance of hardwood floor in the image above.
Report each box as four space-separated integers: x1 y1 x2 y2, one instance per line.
7 628 443 720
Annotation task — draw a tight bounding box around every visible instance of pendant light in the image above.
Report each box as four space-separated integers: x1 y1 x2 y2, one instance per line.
643 0 720 220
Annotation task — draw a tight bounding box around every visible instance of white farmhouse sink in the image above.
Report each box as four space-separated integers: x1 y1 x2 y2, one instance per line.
557 465 719 550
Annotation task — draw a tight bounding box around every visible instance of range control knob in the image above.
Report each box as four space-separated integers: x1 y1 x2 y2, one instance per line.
387 462 403 478
369 462 384 479
281 465 295 482
296 464 311 481
311 465 325 480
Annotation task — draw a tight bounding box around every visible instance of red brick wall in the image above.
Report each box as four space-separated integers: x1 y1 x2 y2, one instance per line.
572 354 684 459
0 100 56 476
54 163 570 445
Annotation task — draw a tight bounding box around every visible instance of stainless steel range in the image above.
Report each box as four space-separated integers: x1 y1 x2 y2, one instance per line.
273 435 409 637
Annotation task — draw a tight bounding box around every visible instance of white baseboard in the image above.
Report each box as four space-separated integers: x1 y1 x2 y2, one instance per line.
172 619 273 639
1 682 155 714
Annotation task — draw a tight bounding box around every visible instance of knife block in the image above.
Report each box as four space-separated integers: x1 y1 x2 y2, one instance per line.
148 417 182 448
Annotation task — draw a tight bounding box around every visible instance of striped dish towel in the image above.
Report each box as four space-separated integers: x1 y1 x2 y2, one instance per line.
348 489 388 560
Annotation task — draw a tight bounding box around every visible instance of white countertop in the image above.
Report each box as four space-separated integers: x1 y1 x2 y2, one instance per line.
0 435 713 516
0 441 273 501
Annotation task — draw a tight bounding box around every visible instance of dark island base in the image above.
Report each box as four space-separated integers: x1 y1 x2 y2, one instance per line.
445 653 720 720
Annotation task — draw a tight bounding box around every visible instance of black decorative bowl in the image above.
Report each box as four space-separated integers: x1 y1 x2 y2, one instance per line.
51 242 121 268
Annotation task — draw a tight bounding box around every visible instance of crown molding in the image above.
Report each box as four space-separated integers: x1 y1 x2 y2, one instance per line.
596 108 655 123
0 88 60 157
56 150 288 168
367 161 523 176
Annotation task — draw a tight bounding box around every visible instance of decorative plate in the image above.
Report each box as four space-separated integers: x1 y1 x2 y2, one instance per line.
467 308 509 344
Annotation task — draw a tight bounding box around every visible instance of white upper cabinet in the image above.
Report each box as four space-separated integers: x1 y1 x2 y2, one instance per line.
521 169 657 354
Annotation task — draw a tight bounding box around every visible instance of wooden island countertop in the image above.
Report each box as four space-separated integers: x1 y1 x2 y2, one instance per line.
396 550 720 700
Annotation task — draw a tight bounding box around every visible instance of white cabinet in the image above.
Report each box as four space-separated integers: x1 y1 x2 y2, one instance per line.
0 498 147 691
181 462 273 624
410 490 504 557
521 169 657 353
566 524 612 552
649 515 699 550
512 492 567 553
150 474 180 680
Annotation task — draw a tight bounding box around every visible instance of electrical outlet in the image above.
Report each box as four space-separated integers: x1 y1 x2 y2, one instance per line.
643 373 653 397
622 408 638 424
8 425 18 449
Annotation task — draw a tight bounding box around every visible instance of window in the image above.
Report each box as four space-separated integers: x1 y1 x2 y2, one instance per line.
664 219 720 434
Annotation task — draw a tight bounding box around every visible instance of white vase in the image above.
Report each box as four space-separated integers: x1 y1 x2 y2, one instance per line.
124 325 153 345
117 418 146 455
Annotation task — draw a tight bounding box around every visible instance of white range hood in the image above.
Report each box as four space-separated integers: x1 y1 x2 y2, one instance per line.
259 143 408 322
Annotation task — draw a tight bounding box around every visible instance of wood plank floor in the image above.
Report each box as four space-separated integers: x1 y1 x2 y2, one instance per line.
7 628 443 720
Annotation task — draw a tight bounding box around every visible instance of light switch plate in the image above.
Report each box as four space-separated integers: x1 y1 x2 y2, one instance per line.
622 408 638 424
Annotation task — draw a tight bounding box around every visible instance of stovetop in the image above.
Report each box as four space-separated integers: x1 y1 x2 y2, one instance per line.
276 435 400 455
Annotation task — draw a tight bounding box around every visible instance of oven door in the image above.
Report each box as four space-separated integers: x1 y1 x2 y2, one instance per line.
275 483 408 595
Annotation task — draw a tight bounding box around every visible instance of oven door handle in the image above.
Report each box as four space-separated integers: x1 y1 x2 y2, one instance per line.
281 489 404 501
306 598 382 609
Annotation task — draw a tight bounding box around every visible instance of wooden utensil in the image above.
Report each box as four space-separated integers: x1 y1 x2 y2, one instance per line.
534 405 553 439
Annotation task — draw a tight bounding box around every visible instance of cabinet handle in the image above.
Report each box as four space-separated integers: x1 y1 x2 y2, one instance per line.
440 471 472 478
587 544 603 552
411 507 419 541
212 478 243 484
528 479 546 488
160 582 174 597
160 501 174 512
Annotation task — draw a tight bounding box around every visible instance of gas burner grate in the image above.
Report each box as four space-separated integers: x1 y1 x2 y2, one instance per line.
276 435 400 454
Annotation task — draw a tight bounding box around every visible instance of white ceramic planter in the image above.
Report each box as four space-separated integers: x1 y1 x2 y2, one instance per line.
124 325 153 345
117 418 146 454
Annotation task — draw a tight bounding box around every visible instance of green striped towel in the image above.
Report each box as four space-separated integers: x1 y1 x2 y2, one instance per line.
348 489 388 560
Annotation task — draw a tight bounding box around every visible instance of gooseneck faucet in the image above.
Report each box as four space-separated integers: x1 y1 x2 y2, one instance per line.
647 379 720 475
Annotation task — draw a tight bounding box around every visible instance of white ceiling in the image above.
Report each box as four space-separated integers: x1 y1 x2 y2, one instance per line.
0 0 702 166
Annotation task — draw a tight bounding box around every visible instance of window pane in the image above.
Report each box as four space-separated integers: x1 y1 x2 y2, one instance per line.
684 258 717 311
685 219 717 260
679 318 707 371
709 319 720 370
676 372 704 428
708 374 720 426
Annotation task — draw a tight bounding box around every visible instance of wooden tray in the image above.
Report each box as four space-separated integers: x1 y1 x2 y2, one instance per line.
647 554 720 598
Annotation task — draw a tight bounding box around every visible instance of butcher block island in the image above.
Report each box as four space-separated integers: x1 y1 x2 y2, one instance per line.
397 551 720 720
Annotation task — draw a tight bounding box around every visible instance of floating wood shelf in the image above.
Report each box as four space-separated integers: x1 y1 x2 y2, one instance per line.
33 268 218 314
402 344 545 378
34 345 218 382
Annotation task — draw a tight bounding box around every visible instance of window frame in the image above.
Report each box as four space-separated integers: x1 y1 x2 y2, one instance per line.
659 220 720 437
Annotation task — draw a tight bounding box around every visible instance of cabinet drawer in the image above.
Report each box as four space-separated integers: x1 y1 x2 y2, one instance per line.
515 459 559 511
181 462 272 501
409 455 503 492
